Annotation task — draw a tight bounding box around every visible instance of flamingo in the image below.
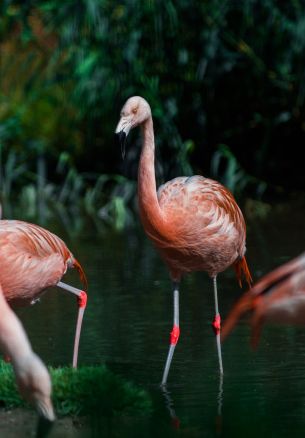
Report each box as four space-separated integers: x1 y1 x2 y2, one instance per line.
222 252 305 347
0 283 55 422
0 220 87 368
115 96 252 384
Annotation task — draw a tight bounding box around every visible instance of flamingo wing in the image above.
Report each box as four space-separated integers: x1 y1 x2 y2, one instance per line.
0 220 73 305
156 175 248 278
158 175 246 243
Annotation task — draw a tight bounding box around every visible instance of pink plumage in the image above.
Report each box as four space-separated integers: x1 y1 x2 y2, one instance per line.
0 219 87 367
0 283 55 421
116 96 252 384
222 253 305 347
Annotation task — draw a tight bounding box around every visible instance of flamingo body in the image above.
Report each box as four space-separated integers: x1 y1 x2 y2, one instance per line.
0 219 87 367
222 253 305 347
0 220 79 305
154 175 248 280
116 96 252 383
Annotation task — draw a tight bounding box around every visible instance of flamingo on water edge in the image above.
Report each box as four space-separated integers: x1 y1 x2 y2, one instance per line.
0 282 55 423
0 219 87 368
222 252 305 347
115 96 252 384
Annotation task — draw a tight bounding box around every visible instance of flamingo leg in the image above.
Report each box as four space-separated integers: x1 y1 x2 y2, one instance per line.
57 281 87 368
161 281 180 386
212 276 224 375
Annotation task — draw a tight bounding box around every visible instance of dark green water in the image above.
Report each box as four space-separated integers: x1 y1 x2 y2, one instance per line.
16 199 305 437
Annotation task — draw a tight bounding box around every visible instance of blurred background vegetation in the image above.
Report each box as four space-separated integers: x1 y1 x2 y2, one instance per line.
0 0 304 231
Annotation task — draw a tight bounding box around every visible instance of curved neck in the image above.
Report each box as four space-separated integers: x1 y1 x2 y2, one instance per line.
138 117 164 234
0 293 32 365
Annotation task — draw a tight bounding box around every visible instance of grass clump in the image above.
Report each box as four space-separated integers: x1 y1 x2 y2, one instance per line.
0 361 152 417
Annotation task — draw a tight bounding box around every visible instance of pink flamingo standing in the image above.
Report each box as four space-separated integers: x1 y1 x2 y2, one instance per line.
0 282 55 422
222 252 305 347
116 96 252 384
0 219 87 368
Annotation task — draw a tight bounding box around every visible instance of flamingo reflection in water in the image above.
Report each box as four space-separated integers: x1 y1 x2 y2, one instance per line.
161 376 223 434
116 96 252 384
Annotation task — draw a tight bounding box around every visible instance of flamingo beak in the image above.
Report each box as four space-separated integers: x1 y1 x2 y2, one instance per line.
115 118 130 160
36 415 55 438
116 131 127 159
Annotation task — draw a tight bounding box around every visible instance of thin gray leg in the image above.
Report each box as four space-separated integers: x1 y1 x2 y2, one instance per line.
57 281 87 368
161 281 180 386
212 276 224 375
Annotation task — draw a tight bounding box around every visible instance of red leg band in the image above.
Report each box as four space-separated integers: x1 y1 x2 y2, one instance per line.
78 291 87 308
172 416 180 429
212 314 221 335
170 324 180 345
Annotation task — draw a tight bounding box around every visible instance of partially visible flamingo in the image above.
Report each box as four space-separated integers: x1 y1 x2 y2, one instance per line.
115 96 252 384
0 283 55 422
222 253 305 347
0 220 87 368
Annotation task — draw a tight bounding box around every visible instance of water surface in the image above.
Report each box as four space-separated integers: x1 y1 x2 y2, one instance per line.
15 198 305 437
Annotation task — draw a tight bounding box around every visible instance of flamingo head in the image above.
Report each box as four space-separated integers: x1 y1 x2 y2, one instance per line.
115 96 151 158
15 353 56 423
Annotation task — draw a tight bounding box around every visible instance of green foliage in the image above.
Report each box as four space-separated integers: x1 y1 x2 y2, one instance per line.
0 144 135 232
0 361 152 417
211 144 267 198
0 0 305 226
0 360 21 406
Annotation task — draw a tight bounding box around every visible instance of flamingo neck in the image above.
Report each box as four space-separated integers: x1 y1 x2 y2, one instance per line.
138 117 163 231
0 301 32 366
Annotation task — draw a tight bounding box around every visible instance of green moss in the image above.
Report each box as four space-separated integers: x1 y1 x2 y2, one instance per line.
0 361 152 417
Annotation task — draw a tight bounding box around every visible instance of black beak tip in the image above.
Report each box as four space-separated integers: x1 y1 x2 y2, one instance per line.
36 416 54 438
116 131 127 159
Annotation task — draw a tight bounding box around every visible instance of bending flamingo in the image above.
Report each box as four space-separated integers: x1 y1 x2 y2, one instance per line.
0 283 55 422
116 96 252 384
0 220 87 368
222 252 305 347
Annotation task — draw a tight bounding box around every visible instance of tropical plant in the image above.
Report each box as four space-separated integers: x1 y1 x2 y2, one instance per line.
1 0 304 230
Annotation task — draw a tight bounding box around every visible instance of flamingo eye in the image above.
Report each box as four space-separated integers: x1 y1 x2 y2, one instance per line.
132 107 138 114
